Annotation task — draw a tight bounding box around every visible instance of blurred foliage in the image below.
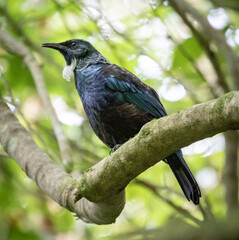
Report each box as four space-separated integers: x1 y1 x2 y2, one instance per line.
0 0 239 239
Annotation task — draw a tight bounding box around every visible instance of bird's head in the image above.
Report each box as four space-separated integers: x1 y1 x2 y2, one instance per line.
42 39 107 80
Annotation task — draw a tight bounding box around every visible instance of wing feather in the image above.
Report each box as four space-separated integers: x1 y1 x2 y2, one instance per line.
102 64 167 118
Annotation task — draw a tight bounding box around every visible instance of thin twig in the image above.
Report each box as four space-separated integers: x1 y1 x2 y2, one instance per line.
95 1 200 103
134 178 202 225
167 0 230 95
0 6 62 71
69 0 200 103
51 0 75 37
0 152 8 158
0 73 61 164
169 0 239 91
135 178 184 197
211 0 239 12
0 28 72 170
153 8 215 99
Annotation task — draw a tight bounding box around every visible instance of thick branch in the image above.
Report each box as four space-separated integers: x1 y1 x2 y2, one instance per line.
0 92 238 224
77 91 239 202
0 98 125 224
0 28 72 169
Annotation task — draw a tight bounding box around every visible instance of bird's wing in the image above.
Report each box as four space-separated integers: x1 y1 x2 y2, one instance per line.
103 64 167 118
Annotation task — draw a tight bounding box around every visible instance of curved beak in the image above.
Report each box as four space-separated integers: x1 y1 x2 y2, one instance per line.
42 42 64 51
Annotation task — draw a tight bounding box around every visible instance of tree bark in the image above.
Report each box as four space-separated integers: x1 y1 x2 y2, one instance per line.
0 91 239 224
0 98 125 225
77 91 239 202
0 27 72 169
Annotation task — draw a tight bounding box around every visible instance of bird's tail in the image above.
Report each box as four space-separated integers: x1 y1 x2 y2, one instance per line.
165 150 201 205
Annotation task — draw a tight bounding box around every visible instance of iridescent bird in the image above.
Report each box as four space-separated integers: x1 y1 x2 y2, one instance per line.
42 39 201 204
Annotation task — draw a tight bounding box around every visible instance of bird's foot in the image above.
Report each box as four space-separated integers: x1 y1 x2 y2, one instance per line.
109 144 122 155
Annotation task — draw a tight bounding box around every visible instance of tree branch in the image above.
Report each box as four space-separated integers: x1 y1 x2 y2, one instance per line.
0 27 72 170
223 131 239 212
211 0 239 13
167 0 228 96
168 0 239 91
0 97 125 225
0 92 238 224
134 179 202 225
0 72 61 164
105 212 239 240
0 6 62 71
76 91 239 202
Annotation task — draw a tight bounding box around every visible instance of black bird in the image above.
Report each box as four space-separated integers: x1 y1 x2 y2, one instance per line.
42 39 201 205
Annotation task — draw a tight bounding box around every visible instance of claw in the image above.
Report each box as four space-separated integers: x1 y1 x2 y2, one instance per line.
109 144 122 155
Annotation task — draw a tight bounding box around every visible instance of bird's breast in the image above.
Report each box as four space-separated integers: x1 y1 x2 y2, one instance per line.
96 103 153 147
74 65 153 148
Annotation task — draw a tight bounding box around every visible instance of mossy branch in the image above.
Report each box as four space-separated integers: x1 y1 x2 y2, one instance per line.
0 98 125 225
77 91 239 202
0 92 239 224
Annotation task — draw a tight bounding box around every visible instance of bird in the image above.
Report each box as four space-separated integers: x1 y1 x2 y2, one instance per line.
42 39 201 205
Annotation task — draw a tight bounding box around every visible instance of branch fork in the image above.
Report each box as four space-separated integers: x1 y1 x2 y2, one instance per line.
0 92 239 224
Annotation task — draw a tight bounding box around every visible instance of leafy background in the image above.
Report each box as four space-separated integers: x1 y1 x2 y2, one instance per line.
0 0 238 239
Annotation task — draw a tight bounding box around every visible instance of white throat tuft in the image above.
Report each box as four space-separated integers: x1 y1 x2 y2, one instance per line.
62 57 77 82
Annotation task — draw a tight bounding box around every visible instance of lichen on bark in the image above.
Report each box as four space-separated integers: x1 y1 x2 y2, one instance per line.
0 91 239 224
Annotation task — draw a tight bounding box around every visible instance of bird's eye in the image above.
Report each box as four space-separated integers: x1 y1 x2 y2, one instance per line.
71 42 77 48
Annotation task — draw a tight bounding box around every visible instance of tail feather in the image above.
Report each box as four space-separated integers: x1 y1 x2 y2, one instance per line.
165 150 201 205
